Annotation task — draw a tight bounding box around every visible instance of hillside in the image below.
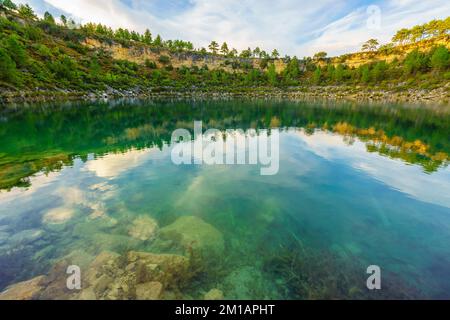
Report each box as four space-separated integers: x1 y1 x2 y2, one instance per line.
0 1 450 103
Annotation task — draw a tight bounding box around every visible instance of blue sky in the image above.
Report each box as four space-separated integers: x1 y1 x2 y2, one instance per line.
14 0 450 57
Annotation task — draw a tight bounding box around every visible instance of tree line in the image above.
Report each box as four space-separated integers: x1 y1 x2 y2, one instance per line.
0 0 449 92
392 18 450 45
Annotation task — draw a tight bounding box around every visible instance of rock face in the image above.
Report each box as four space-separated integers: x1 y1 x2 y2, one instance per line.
128 216 159 241
0 276 46 300
159 216 224 256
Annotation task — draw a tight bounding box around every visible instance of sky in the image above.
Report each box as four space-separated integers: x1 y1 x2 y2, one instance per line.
13 0 450 57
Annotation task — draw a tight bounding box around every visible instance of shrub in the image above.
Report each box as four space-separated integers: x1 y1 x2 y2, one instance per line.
144 59 156 69
431 46 449 71
3 34 27 67
158 55 170 64
0 47 19 83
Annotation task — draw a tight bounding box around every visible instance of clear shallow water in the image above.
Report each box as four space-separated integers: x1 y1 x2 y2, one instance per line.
0 99 449 299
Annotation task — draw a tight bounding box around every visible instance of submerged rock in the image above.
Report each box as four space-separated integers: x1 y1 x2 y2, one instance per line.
127 251 189 286
87 232 141 253
0 248 193 300
223 266 275 300
78 288 96 300
81 250 190 300
0 276 46 300
204 288 224 300
159 216 224 256
39 253 93 300
128 216 159 241
135 281 163 300
59 249 96 270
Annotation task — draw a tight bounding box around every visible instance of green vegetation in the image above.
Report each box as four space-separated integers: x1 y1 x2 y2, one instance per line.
392 18 450 44
0 2 449 95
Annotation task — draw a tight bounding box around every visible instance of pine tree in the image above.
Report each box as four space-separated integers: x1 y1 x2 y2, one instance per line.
143 29 152 45
271 49 280 59
313 67 322 84
267 63 277 85
44 11 55 24
431 46 449 71
153 35 162 47
220 42 229 55
2 0 17 10
18 4 36 19
208 41 219 54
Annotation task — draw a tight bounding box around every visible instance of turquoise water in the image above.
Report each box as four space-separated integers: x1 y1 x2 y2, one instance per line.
0 99 449 299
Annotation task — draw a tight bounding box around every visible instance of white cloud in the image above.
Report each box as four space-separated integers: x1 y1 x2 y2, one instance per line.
297 130 450 209
83 148 156 178
303 0 450 56
14 0 450 56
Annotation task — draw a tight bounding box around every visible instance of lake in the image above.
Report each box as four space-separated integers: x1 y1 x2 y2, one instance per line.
0 99 449 300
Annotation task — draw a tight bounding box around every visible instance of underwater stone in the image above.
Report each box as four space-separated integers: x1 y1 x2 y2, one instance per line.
204 289 224 300
223 266 273 300
0 276 46 300
89 251 121 270
59 249 96 270
159 215 224 256
127 251 190 286
3 249 191 300
135 281 163 300
128 216 159 241
88 232 141 252
93 274 114 295
79 250 189 300
35 250 95 300
78 288 96 300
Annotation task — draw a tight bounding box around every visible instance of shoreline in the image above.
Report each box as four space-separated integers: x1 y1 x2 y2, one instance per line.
1 85 449 105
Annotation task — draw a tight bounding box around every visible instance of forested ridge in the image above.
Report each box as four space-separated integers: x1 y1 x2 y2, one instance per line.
0 0 449 97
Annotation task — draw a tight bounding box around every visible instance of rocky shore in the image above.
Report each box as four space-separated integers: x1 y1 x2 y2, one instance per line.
1 84 449 105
